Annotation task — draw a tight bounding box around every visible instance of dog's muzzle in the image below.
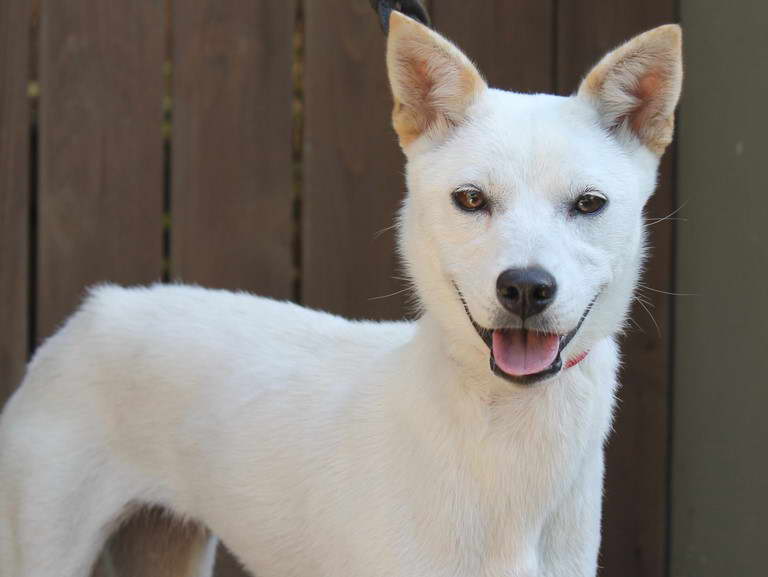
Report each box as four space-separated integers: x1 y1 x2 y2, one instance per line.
455 286 595 385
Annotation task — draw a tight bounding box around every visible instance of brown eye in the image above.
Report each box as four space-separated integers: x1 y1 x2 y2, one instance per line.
452 186 487 212
574 192 607 215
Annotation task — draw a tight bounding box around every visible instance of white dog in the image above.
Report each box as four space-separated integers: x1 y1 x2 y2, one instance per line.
0 12 682 577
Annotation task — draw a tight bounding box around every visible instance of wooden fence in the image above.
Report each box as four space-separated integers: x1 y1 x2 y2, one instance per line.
0 1 677 576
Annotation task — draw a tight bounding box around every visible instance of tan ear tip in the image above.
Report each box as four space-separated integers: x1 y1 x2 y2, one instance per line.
388 10 435 51
660 23 682 39
388 10 416 34
649 23 683 48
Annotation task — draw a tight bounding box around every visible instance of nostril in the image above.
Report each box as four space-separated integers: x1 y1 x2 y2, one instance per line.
498 284 520 302
533 284 553 303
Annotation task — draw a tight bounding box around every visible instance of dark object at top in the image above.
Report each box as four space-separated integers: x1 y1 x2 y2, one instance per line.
369 0 431 34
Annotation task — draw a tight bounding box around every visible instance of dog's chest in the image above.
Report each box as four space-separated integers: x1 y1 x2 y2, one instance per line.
373 380 604 574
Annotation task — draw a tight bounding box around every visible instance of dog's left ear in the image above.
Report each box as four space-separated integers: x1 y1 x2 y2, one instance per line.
386 11 487 149
578 25 683 156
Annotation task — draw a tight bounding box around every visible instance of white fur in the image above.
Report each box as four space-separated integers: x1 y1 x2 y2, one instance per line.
0 16 681 577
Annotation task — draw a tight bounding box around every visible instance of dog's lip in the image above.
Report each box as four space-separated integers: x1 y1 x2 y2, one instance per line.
455 287 596 385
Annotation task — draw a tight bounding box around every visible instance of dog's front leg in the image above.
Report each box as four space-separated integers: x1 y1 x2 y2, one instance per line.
538 447 604 577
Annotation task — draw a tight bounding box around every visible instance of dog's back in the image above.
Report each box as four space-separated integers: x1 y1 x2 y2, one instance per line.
0 284 412 576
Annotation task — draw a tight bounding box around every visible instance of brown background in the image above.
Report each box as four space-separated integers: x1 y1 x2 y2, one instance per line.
0 1 679 576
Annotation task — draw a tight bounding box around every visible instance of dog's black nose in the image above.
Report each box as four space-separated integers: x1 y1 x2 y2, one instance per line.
496 267 557 319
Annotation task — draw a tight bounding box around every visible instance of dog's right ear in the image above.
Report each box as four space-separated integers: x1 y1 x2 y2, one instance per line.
386 11 486 149
578 25 683 156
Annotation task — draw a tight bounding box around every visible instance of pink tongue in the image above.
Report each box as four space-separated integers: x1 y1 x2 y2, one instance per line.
492 330 560 376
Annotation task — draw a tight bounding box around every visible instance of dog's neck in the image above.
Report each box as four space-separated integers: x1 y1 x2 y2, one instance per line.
380 311 616 556
411 311 495 391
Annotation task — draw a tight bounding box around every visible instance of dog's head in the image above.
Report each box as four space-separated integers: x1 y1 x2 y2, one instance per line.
387 13 682 384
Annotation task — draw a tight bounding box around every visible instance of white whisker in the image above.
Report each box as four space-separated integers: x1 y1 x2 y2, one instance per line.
645 200 689 227
626 316 643 332
368 287 411 301
634 296 661 337
638 283 697 297
373 223 398 239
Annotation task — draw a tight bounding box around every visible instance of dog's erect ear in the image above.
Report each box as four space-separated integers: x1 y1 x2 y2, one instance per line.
578 25 683 156
386 11 486 148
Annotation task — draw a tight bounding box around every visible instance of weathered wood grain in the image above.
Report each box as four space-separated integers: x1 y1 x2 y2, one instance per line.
432 0 554 94
0 0 31 403
302 0 407 319
37 0 165 341
171 0 295 299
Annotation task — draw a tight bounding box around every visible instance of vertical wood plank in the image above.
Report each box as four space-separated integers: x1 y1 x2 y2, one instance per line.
173 2 296 574
557 3 676 577
431 0 554 94
0 0 30 400
171 0 295 299
303 0 406 319
38 0 165 341
0 0 31 403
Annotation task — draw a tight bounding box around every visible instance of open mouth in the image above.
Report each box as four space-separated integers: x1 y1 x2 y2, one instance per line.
490 329 564 383
457 289 595 385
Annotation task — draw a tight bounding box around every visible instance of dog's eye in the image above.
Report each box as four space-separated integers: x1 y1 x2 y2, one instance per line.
452 186 487 212
573 192 607 215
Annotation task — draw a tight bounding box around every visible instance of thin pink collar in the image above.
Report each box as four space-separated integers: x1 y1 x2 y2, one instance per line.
564 350 589 369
